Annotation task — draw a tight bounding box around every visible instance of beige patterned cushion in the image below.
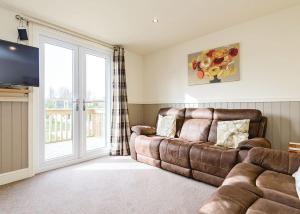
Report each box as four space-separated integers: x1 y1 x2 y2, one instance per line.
216 119 250 148
156 115 176 138
293 167 300 199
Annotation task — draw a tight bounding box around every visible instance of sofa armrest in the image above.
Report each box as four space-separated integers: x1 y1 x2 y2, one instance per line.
131 125 156 136
238 138 271 150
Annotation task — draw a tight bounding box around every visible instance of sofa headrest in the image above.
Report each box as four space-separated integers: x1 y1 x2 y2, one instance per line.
158 108 185 119
249 147 300 175
185 108 214 120
213 109 262 122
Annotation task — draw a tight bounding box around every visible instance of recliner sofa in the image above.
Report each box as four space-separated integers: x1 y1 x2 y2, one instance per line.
199 147 300 213
129 107 270 186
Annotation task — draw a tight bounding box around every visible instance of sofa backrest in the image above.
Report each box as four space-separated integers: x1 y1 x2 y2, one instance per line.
208 109 264 143
156 108 186 137
179 108 214 142
155 107 267 142
249 147 300 175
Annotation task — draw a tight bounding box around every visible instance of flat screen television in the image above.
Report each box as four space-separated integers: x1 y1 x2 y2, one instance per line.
0 39 39 87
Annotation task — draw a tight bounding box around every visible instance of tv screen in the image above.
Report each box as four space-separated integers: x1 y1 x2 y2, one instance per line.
0 39 39 87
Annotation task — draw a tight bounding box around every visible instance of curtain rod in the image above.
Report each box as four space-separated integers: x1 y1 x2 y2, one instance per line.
15 14 115 50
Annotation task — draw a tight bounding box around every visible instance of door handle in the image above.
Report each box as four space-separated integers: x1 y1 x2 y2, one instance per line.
83 99 86 111
73 99 80 111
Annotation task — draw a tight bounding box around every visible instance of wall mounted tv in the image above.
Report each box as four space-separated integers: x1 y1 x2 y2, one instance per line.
0 39 39 87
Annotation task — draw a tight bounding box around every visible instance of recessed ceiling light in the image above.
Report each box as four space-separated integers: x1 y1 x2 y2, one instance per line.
152 18 159 23
9 46 16 51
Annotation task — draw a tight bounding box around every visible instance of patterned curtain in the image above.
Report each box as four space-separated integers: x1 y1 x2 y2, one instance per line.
110 47 131 156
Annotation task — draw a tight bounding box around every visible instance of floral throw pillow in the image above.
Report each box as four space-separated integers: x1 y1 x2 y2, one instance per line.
216 119 250 148
156 115 176 138
293 167 300 199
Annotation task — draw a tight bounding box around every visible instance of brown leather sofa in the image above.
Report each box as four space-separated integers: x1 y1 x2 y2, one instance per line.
199 147 300 214
130 107 270 186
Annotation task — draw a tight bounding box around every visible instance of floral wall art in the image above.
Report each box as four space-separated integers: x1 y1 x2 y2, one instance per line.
188 43 240 85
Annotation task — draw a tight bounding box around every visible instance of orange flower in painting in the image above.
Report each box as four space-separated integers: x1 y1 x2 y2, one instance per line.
197 70 204 79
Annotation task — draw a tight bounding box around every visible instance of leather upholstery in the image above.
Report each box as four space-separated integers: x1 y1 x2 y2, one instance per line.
130 107 269 183
131 125 156 135
129 132 138 160
190 144 238 179
247 198 300 214
249 147 300 175
199 148 300 213
179 108 213 142
135 135 165 160
199 185 260 214
160 138 198 169
237 137 271 150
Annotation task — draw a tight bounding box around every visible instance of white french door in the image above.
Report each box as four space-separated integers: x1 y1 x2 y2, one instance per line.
39 36 111 171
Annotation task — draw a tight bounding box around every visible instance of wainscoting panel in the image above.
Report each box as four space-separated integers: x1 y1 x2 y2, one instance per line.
128 102 300 151
0 102 28 174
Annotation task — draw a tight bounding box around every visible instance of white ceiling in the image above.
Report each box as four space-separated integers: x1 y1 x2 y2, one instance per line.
1 0 299 55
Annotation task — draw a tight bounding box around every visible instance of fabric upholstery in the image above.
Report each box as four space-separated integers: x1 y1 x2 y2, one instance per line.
293 167 300 199
208 109 262 143
215 119 250 148
156 115 176 137
157 108 185 137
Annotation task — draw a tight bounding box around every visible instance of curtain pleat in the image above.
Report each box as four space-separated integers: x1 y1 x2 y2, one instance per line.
110 47 131 156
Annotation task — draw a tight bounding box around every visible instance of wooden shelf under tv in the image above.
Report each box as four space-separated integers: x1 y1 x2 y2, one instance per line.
0 88 30 94
0 87 30 102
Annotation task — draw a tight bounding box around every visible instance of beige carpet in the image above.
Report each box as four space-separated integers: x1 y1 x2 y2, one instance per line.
0 157 216 214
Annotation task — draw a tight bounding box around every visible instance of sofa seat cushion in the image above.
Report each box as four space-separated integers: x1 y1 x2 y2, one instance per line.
135 135 165 160
159 138 198 168
256 170 300 209
199 185 260 214
246 198 300 214
190 144 238 178
224 163 264 187
256 170 298 198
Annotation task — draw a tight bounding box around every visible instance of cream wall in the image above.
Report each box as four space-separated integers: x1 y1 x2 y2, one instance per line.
0 6 22 43
125 51 144 103
0 5 145 104
143 5 300 104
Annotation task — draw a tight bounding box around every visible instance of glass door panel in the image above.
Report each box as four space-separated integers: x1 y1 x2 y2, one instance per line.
43 41 77 161
39 35 110 171
83 52 106 152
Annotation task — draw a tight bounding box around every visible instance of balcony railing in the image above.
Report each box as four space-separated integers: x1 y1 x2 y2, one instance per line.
45 108 105 143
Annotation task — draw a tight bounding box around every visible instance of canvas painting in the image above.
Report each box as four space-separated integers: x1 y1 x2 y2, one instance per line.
188 43 240 85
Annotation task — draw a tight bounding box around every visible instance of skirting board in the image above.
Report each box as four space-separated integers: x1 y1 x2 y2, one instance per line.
0 168 34 186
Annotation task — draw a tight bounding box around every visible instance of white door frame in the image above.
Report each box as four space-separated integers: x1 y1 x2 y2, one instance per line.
38 33 111 173
79 47 112 157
